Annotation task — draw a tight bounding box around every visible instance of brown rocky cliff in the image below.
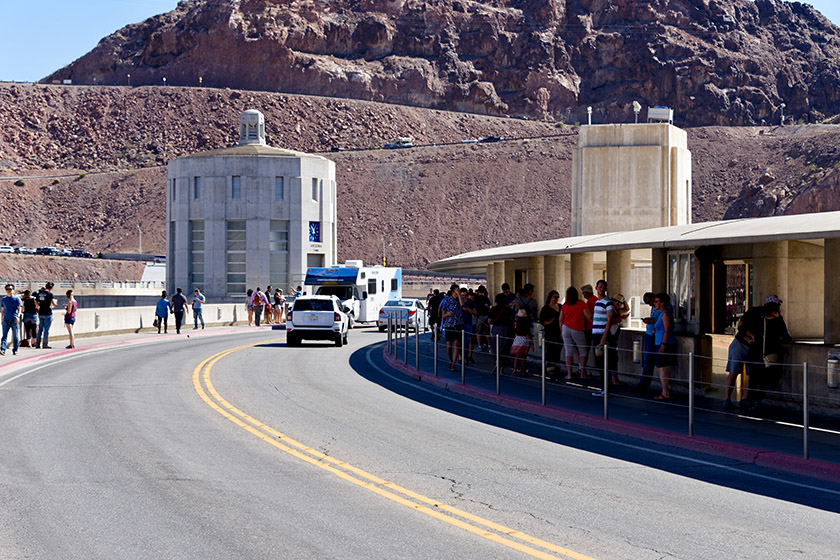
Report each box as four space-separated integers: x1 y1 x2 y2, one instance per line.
44 0 840 127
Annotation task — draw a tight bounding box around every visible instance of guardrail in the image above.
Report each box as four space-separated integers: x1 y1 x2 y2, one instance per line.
382 312 840 461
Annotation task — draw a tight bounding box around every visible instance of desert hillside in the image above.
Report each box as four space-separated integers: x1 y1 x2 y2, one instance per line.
2 84 839 272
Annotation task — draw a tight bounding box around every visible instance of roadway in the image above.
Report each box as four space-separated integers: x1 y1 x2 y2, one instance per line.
1 326 838 559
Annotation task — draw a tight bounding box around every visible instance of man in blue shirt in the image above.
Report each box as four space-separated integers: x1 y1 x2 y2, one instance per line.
155 291 170 334
1 284 23 355
192 289 206 329
634 292 659 391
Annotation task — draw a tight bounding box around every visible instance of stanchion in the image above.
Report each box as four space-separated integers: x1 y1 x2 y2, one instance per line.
688 351 695 437
803 362 810 460
461 327 466 384
415 324 419 371
603 345 609 420
433 327 438 376
541 336 546 406
404 314 408 365
387 314 391 353
495 333 500 395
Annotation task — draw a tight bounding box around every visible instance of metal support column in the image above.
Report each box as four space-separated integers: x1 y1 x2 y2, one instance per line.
495 333 500 395
688 352 695 437
603 346 609 420
433 329 438 376
803 362 810 460
541 336 546 406
415 326 419 371
461 328 466 384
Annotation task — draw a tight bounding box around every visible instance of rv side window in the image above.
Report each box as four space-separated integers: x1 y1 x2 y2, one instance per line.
391 279 398 291
368 279 377 295
361 272 366 279
381 281 384 292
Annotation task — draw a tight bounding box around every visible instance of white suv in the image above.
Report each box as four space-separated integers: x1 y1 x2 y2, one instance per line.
287 295 349 347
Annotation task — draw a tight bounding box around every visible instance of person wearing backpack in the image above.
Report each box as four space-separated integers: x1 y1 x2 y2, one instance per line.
252 287 266 327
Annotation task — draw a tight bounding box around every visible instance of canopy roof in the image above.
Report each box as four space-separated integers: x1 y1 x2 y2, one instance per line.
429 211 840 273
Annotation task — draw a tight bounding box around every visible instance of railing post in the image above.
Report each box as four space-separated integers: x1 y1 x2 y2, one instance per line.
803 361 810 460
415 322 419 371
496 333 501 395
433 326 438 376
461 327 466 384
603 345 609 420
688 351 695 437
404 313 408 365
387 313 392 353
541 336 546 406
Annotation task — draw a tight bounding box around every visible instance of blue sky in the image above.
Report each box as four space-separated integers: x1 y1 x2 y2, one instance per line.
1 1 838 83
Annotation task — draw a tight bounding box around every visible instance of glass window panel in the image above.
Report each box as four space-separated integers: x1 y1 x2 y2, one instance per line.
194 177 201 199
275 177 284 201
232 176 241 200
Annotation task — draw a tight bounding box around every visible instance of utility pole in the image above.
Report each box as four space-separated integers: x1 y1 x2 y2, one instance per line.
138 225 142 254
382 238 386 266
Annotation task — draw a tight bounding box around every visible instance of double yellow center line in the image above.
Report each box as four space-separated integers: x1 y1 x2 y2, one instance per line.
192 341 597 560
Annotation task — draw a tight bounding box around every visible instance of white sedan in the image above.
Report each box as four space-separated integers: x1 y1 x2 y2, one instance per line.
378 299 429 333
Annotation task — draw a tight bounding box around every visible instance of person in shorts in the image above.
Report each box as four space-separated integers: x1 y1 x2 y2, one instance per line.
509 309 533 376
64 289 77 349
439 285 465 371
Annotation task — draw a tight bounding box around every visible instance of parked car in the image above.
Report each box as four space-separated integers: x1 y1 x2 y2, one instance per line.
60 249 72 257
286 295 349 347
0 246 14 253
36 247 59 256
480 136 503 143
377 299 429 333
384 136 413 149
70 249 94 258
14 247 35 254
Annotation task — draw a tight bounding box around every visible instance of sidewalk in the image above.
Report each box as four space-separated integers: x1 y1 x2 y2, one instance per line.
383 331 840 484
0 325 249 379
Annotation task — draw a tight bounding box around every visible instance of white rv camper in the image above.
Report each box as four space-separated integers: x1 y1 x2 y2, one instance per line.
305 260 402 326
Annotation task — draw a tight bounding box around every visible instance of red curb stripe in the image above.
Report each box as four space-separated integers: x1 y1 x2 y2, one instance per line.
382 349 840 484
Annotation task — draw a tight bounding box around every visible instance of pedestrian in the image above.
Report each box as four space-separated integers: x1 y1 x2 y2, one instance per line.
246 288 254 326
580 283 597 369
252 287 265 327
1 284 23 355
510 309 534 376
652 293 676 400
460 287 477 364
473 285 491 352
155 290 170 334
743 296 792 412
427 289 444 339
635 292 659 392
513 283 538 330
439 285 465 371
558 286 592 380
539 290 563 376
35 281 57 349
274 288 285 323
264 285 273 325
592 280 623 385
500 283 516 306
64 289 77 349
488 293 515 374
192 288 206 329
170 287 189 334
21 289 38 348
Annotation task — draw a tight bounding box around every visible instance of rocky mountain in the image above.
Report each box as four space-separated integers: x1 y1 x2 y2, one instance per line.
45 0 840 127
2 84 839 271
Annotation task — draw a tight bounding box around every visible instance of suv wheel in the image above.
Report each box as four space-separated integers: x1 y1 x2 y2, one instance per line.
287 334 300 347
335 334 343 348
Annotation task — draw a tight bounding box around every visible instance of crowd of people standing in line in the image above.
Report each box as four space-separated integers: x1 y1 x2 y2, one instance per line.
425 280 792 407
244 285 298 327
0 282 78 354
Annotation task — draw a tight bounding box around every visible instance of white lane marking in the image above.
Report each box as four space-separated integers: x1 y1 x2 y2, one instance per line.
364 347 840 497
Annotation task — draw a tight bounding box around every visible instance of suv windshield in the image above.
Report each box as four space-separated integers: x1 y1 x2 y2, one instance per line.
316 286 355 300
294 299 335 312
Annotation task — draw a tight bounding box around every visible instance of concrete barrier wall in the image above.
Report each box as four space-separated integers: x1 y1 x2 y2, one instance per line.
38 304 247 339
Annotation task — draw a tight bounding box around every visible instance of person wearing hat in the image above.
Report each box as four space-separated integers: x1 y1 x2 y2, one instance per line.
580 284 596 371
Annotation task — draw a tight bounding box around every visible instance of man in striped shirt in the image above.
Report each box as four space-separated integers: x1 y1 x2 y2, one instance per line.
591 280 624 385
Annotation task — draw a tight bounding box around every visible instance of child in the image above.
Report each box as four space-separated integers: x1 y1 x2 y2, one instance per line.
509 309 534 377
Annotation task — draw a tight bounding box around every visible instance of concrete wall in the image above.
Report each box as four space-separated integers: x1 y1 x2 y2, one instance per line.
571 123 691 236
35 303 247 340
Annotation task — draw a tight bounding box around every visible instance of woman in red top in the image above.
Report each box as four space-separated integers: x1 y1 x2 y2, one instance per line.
558 286 593 379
